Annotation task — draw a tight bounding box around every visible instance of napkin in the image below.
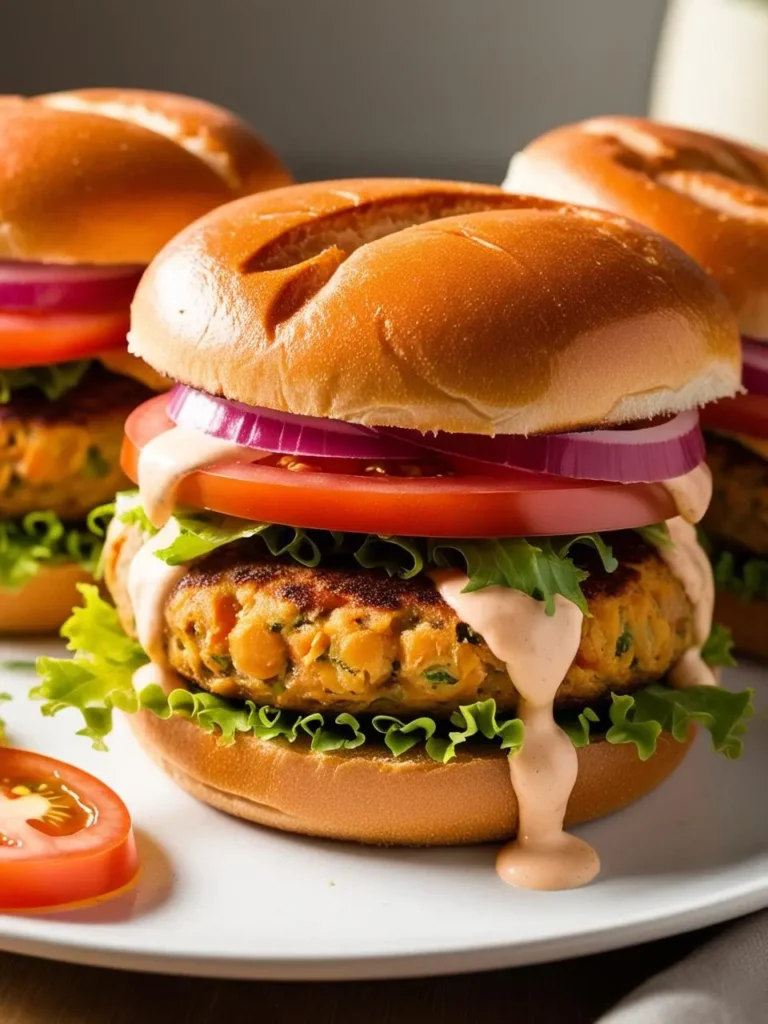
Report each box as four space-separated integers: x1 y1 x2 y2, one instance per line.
598 911 768 1024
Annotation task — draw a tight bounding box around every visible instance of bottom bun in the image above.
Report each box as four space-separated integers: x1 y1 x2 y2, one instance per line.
129 709 693 846
0 563 93 634
715 589 768 661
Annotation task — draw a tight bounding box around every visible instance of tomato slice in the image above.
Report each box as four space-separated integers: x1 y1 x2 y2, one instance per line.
0 747 138 911
122 395 677 537
0 309 129 367
701 393 768 440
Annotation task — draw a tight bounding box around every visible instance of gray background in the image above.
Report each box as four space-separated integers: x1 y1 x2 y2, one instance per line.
0 0 667 183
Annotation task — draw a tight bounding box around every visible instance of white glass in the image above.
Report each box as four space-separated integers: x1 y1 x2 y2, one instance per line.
650 0 768 149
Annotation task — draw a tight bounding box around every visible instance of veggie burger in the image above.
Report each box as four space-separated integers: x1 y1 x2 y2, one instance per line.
36 179 753 891
505 116 768 659
0 89 290 631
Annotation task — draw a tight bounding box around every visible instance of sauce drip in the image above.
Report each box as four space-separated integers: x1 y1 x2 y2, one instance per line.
659 463 716 688
658 516 716 688
138 425 259 529
662 463 712 525
127 521 187 667
431 569 599 891
129 426 260 697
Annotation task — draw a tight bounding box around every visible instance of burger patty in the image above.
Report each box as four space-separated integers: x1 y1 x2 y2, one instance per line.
0 365 151 520
105 528 694 717
705 435 768 556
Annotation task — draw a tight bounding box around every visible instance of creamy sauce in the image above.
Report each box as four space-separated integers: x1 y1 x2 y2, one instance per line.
132 659 184 696
431 569 600 891
127 521 187 666
138 425 260 529
662 463 712 525
129 425 262 698
659 516 717 688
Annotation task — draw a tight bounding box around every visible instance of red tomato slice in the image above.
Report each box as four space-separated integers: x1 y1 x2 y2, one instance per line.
0 747 138 911
0 309 129 367
122 395 677 537
701 393 768 440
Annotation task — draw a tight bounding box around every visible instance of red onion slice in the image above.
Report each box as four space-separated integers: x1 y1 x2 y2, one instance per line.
380 411 705 483
167 385 423 459
742 337 768 396
169 385 705 483
0 261 144 312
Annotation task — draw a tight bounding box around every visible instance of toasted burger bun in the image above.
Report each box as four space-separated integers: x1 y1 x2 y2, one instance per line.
504 117 768 342
0 563 94 634
129 178 740 436
0 89 291 264
714 589 768 661
129 708 693 845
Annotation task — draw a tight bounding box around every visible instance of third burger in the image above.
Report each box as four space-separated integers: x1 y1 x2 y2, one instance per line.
504 116 768 658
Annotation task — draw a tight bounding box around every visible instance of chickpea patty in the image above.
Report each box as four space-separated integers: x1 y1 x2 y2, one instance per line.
0 365 151 520
105 528 694 718
705 434 768 557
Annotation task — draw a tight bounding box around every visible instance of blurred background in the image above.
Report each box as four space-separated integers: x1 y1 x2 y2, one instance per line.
0 0 669 182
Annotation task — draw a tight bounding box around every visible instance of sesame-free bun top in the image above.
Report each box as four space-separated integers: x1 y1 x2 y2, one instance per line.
129 178 741 436
0 89 291 264
504 117 768 342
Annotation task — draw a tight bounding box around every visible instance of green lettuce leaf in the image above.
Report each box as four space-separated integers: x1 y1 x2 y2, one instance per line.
0 692 11 745
428 536 613 615
601 685 753 759
712 549 768 602
636 522 673 549
701 623 737 668
0 510 108 589
372 701 524 762
0 361 91 404
559 706 600 748
33 587 753 764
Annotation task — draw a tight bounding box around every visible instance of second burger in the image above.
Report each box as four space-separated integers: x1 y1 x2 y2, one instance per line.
0 88 291 631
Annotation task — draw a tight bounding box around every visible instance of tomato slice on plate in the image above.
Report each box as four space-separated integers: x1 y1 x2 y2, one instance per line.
0 309 129 367
122 395 677 537
0 747 138 911
701 392 768 440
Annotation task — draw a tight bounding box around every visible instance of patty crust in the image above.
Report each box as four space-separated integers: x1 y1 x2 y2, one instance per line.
105 528 694 717
0 365 151 520
705 434 768 557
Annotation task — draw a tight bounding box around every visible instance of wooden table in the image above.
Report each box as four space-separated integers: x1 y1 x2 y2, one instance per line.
0 927 719 1024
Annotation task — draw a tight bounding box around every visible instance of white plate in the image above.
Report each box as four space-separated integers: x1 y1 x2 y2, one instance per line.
0 642 766 980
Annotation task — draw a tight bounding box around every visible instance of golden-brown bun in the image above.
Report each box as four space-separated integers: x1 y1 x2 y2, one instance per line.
504 117 768 341
714 589 768 661
0 563 94 634
0 89 292 264
129 708 693 845
96 350 171 392
129 178 740 436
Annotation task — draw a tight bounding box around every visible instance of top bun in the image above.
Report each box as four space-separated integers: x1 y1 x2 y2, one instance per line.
504 116 768 342
129 178 741 436
0 89 292 264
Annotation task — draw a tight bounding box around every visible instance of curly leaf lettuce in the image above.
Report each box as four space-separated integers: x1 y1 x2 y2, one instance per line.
0 692 11 745
712 549 768 602
0 361 91 404
701 622 737 668
34 587 753 764
0 509 109 589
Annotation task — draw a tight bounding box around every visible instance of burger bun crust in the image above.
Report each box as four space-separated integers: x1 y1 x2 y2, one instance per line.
129 178 741 436
0 562 95 634
129 707 693 846
0 89 291 264
505 116 768 341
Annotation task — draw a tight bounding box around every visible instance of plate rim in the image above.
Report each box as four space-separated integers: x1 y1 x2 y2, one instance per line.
1 874 766 980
